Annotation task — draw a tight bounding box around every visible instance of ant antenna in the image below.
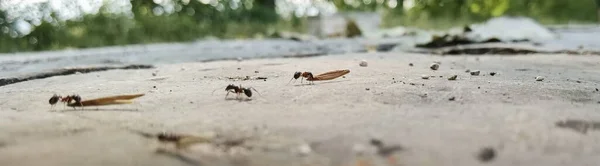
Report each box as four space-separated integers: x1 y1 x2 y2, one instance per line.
288 71 302 85
211 86 223 95
287 77 296 85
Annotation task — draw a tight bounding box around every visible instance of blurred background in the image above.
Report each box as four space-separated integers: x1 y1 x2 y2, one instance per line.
0 0 598 53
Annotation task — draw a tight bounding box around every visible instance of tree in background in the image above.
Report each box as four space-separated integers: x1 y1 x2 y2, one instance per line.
0 0 597 53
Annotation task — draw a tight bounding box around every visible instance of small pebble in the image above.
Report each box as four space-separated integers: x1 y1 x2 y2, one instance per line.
152 72 157 76
254 71 259 73
535 76 544 81
477 147 496 162
409 83 416 85
576 80 582 83
448 75 458 81
359 60 368 67
449 97 456 101
478 87 480 89
297 144 312 155
409 63 413 67
470 70 480 76
365 88 370 91
465 69 471 73
439 76 443 78
237 68 241 70
153 86 156 88
430 63 439 70
180 67 186 71
489 72 496 76
421 75 430 79
596 88 598 92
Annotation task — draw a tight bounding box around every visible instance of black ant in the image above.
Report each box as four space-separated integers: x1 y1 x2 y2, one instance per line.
213 84 261 99
49 94 83 110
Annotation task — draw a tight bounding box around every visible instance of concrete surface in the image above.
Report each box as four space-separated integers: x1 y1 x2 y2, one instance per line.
1 52 600 166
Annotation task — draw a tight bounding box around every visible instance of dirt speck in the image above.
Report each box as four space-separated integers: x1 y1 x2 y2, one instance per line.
449 97 456 101
477 147 496 162
555 119 600 134
448 75 457 81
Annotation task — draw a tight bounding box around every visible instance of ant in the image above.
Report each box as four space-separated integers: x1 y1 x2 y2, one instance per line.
49 94 83 110
288 69 350 85
289 71 315 85
213 84 262 99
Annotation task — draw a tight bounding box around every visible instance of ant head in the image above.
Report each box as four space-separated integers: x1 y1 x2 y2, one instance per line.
49 95 61 104
225 84 237 91
157 133 177 142
243 88 252 97
293 72 302 79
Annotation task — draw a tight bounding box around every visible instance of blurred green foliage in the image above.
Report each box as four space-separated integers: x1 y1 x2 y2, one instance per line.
0 0 597 53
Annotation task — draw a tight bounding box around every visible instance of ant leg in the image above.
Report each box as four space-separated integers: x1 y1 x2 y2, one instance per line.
225 91 230 99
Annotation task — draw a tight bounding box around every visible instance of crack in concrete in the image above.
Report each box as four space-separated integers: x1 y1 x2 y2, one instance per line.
0 64 154 87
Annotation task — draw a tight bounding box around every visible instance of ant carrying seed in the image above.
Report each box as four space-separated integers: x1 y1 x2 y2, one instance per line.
288 69 350 85
212 84 262 99
48 93 144 110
